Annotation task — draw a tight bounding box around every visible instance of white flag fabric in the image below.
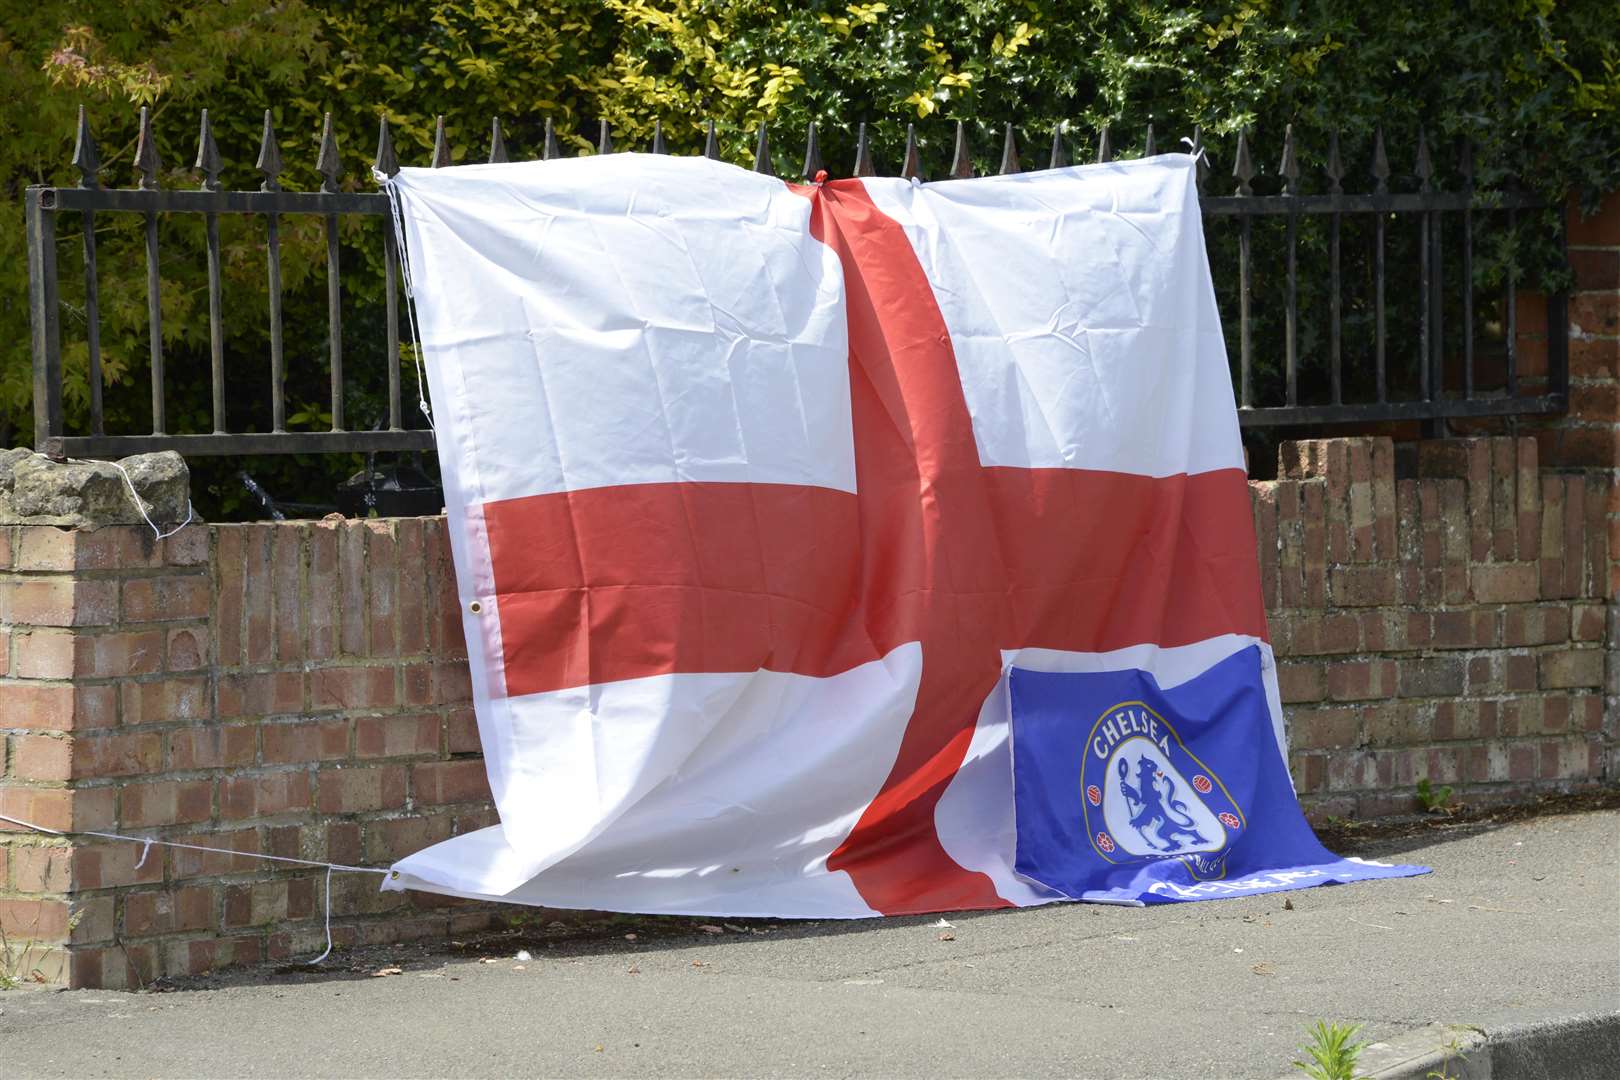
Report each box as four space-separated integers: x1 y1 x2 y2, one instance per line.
380 153 1415 917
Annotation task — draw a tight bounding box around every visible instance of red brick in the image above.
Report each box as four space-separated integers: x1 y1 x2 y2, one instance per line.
1326 659 1396 702
1572 603 1606 642
215 526 245 667
0 897 69 940
119 779 214 828
1471 563 1539 604
446 709 481 754
121 575 210 622
219 771 312 819
0 682 109 732
362 814 453 863
1505 653 1538 692
404 662 472 706
1275 662 1323 704
218 671 304 718
311 666 397 711
243 526 274 664
356 714 440 759
121 676 210 725
308 522 340 661
1285 613 1361 656
411 760 492 805
71 732 161 778
261 720 348 764
11 844 72 892
1540 649 1604 689
0 525 10 570
80 629 166 677
0 788 76 833
1569 335 1619 379
397 518 429 655
366 522 399 658
0 577 117 627
166 626 207 670
1504 605 1570 646
72 842 164 890
1397 658 1465 698
167 725 255 770
339 522 367 657
11 628 74 679
1570 291 1619 337
10 733 72 780
168 829 262 878
164 525 210 567
123 886 213 937
272 524 304 662
1329 565 1398 607
315 765 407 814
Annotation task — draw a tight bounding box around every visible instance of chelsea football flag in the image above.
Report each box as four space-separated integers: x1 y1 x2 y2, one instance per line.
380 149 1426 917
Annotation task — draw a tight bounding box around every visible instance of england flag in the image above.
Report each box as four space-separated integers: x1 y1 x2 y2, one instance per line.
381 151 1424 916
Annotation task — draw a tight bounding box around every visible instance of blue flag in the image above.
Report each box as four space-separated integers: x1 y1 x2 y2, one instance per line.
1009 646 1428 904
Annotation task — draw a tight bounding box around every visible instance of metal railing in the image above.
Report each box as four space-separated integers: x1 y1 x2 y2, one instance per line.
24 107 1567 459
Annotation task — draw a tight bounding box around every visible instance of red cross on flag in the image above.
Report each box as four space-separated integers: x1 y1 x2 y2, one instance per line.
383 151 1279 917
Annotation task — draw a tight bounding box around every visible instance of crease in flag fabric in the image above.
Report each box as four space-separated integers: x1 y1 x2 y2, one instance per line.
380 152 1426 917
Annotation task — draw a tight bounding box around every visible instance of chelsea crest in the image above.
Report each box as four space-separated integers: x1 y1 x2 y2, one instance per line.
1080 700 1245 880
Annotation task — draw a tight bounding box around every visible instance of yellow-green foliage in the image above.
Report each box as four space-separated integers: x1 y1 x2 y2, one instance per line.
2 1 1616 514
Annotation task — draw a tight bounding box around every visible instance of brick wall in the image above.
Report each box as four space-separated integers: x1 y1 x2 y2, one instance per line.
0 520 498 989
3 432 1613 989
1256 437 1612 819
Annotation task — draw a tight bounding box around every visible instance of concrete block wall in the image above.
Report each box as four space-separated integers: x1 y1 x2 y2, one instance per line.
2 432 1613 989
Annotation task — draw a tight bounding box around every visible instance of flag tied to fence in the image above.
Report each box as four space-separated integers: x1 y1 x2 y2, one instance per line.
382 153 1425 917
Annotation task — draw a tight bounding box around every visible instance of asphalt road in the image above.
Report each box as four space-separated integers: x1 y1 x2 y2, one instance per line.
1 808 1615 1079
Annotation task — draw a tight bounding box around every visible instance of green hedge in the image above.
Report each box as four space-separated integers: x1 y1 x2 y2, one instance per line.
4 1 1616 514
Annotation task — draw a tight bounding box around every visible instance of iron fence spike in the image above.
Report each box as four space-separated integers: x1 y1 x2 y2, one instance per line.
1233 127 1254 196
801 121 823 180
431 116 452 168
1414 126 1433 191
1144 123 1156 157
704 119 719 160
373 116 400 178
902 123 923 180
72 105 100 189
256 110 283 191
950 120 972 179
598 119 613 155
999 122 1021 174
195 109 223 191
543 118 560 161
1372 126 1390 192
488 117 509 163
753 123 774 175
853 122 876 177
1325 129 1344 194
135 105 161 189
1279 123 1299 194
317 112 342 191
651 120 667 155
1047 124 1068 170
1095 123 1112 164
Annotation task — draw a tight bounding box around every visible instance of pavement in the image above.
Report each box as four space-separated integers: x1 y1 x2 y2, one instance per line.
0 805 1615 1079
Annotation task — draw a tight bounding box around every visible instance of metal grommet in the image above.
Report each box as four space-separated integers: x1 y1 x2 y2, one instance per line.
468 600 483 614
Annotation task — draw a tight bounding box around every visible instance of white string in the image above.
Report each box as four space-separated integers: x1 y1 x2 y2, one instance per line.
0 810 387 967
1179 135 1210 165
106 458 194 541
376 168 435 432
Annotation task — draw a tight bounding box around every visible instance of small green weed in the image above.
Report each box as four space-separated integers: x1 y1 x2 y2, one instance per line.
1292 1019 1368 1080
1416 777 1455 814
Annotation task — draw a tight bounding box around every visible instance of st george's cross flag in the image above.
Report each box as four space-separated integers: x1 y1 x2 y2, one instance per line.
380 151 1425 917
